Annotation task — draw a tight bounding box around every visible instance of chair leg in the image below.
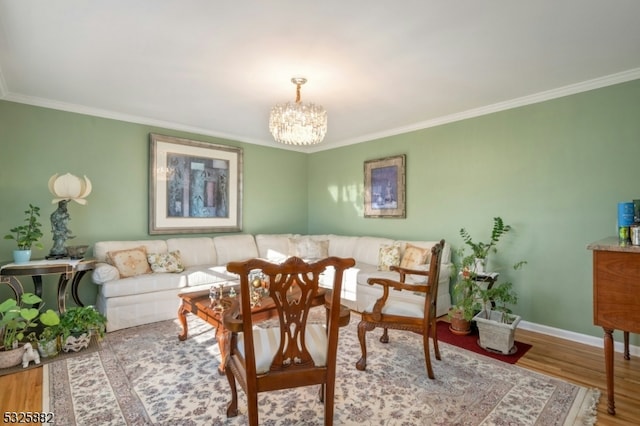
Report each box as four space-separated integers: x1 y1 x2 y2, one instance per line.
356 320 373 371
431 317 441 361
422 331 435 379
318 383 325 403
247 392 259 426
380 327 389 343
225 365 239 418
324 382 335 426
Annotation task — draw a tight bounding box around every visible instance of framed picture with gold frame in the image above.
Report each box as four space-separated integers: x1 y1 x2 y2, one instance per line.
364 154 406 218
149 133 243 234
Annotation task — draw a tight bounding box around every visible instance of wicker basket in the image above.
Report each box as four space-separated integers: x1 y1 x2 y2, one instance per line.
473 310 521 355
0 344 26 369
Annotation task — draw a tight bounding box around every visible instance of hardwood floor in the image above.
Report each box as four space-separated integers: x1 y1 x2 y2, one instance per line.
1 327 639 425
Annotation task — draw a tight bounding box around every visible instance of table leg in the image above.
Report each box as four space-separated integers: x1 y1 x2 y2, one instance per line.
216 326 230 375
57 272 72 313
624 331 630 360
1 276 24 299
71 270 90 307
30 275 44 308
604 327 616 415
177 303 189 341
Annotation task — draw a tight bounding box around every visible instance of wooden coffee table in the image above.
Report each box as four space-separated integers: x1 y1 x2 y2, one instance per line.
178 285 349 374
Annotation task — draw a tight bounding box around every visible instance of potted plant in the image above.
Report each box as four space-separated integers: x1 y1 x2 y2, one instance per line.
447 256 481 335
459 217 510 273
472 260 527 355
451 217 526 350
28 310 62 358
0 292 56 368
4 204 44 263
59 306 107 352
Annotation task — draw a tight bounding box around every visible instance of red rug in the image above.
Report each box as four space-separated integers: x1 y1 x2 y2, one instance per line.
436 320 531 364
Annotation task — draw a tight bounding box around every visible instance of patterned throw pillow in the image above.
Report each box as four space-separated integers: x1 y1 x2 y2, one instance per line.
107 246 152 278
400 244 430 268
147 250 185 273
378 243 401 271
288 238 329 260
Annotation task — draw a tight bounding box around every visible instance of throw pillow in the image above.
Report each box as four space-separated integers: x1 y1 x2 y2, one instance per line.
288 237 329 260
400 243 430 268
107 246 152 278
378 243 401 271
147 250 185 273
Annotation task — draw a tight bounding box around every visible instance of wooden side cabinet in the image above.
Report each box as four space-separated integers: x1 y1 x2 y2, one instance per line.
588 237 640 415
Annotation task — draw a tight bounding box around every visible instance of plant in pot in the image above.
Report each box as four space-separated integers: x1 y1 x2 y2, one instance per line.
27 310 62 358
0 292 55 368
447 252 481 335
473 261 527 355
59 306 107 353
459 216 511 273
4 204 44 264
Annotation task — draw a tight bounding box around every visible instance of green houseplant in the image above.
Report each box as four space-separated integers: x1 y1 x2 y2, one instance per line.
459 217 511 272
449 217 525 339
447 251 481 334
4 204 44 263
456 217 526 355
59 306 107 352
0 292 59 367
28 310 62 358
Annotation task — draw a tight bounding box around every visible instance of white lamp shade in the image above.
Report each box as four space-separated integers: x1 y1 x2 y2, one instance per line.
48 173 92 205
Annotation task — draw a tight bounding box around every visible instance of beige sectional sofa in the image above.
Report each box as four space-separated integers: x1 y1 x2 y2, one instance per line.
92 234 452 331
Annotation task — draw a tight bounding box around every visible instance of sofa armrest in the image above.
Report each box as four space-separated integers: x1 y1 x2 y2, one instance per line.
92 262 120 284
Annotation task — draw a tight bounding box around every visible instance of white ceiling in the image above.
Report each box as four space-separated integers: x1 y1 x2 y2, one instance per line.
1 1 640 152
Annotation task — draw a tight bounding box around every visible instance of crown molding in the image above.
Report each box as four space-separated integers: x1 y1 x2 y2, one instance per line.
310 68 640 153
3 68 639 154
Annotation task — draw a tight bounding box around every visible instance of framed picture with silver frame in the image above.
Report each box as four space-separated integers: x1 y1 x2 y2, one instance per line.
364 154 406 218
149 133 243 234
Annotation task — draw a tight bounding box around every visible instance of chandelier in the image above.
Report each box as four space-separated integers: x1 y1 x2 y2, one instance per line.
269 77 327 146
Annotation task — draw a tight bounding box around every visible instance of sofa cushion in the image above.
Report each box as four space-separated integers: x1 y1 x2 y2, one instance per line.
147 251 185 273
326 235 358 258
398 240 452 264
377 243 401 271
100 272 187 298
352 237 395 265
167 237 216 267
92 263 120 284
94 240 168 263
255 234 296 261
214 234 259 265
288 237 329 260
107 246 152 278
399 243 430 268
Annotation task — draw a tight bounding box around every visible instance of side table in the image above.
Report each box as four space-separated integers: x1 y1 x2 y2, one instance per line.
0 259 96 313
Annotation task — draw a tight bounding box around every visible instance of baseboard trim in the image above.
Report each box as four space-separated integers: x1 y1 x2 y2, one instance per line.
519 320 640 358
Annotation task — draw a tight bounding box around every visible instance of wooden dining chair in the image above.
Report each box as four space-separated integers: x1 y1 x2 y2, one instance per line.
356 239 445 379
223 255 355 426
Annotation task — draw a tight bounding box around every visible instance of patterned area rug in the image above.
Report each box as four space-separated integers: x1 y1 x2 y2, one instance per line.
44 312 599 425
436 320 532 364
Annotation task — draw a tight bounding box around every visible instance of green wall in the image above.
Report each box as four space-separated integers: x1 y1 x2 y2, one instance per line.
308 79 640 341
0 101 308 306
1 79 639 343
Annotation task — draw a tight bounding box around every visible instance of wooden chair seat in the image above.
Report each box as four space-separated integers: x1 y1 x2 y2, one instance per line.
237 323 329 373
223 256 355 426
356 239 445 379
